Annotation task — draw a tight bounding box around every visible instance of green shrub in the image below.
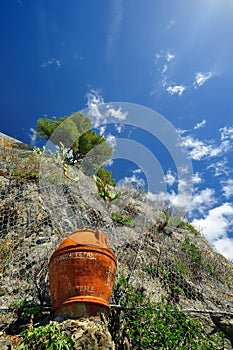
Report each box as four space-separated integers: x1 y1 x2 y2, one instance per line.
0 240 12 259
144 263 157 277
18 322 75 350
181 237 202 265
114 281 225 350
3 150 41 181
178 221 200 235
173 259 190 276
97 166 116 187
93 175 119 201
11 299 43 324
111 212 132 225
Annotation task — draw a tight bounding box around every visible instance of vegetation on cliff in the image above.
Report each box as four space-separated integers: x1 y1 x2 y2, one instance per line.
0 129 233 349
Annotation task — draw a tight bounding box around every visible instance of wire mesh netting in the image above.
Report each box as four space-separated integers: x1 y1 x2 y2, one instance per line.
0 137 233 317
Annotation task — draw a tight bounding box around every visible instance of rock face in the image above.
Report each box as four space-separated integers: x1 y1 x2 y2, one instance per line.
54 318 115 350
0 133 233 349
0 338 13 350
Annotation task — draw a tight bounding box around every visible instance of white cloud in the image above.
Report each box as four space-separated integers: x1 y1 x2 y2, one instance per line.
133 168 143 174
107 107 128 120
189 188 216 216
106 0 123 58
192 203 233 259
121 174 145 188
166 52 175 62
166 85 186 96
154 50 174 70
209 140 231 157
213 237 233 260
41 58 61 69
86 90 128 126
99 126 106 135
86 89 104 107
207 159 230 177
193 71 215 88
106 159 114 166
191 172 202 184
194 119 206 130
114 123 124 133
220 125 233 140
146 189 191 218
106 134 117 148
177 128 189 136
161 64 168 74
164 170 176 186
180 135 231 160
167 19 175 29
180 136 210 160
28 128 36 146
86 89 104 124
155 52 162 61
153 50 188 97
221 179 233 199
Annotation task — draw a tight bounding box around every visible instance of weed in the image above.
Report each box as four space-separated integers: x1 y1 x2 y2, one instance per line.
93 175 127 201
206 262 221 280
111 212 132 225
144 263 157 277
0 241 12 259
178 221 200 235
173 259 190 276
11 299 43 324
111 277 225 350
181 237 202 265
1 148 41 181
18 322 75 350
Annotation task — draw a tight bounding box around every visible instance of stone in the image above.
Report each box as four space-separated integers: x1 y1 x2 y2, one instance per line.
0 339 12 350
56 318 115 350
211 314 233 347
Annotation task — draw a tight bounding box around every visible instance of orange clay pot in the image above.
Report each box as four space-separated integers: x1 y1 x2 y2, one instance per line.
49 228 117 318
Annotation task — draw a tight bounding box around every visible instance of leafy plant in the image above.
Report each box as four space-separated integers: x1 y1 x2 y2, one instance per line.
97 166 116 187
112 212 132 225
144 263 157 277
111 278 225 350
18 322 75 350
11 299 43 324
93 175 119 201
206 262 221 280
0 239 12 259
181 237 202 265
178 221 200 235
93 167 127 201
4 150 41 181
173 259 190 276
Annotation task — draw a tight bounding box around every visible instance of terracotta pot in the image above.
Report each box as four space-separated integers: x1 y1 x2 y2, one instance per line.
49 228 117 318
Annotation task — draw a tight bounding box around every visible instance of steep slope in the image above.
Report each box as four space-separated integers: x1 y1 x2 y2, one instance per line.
0 133 233 349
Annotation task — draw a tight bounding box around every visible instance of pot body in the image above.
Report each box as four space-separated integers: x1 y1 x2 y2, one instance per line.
49 229 116 318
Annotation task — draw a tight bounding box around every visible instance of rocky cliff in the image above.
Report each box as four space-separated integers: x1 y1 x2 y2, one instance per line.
0 133 233 349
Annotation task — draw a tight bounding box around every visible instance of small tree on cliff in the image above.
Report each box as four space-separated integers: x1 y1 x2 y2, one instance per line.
35 112 114 182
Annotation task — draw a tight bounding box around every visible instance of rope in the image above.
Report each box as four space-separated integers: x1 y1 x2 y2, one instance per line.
1 305 232 316
110 304 233 315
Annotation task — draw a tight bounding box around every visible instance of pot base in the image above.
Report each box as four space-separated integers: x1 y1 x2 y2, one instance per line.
53 296 110 319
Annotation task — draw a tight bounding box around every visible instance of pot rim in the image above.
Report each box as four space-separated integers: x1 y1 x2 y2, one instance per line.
49 245 117 265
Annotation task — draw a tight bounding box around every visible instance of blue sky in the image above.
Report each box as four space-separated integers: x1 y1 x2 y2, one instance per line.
1 0 233 259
